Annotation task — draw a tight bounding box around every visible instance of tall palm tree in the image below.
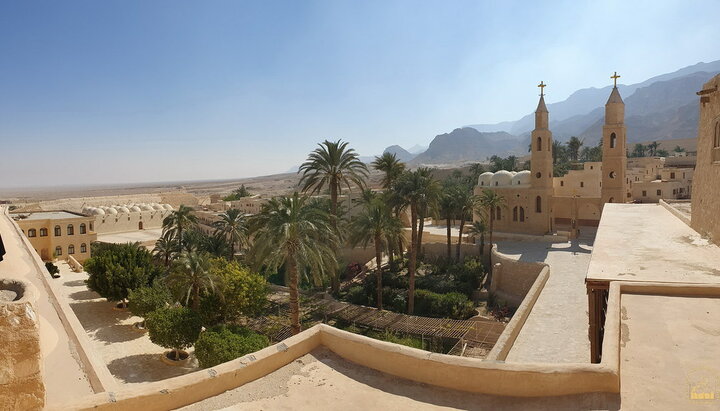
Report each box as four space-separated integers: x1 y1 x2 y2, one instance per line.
212 208 249 259
250 193 339 334
162 205 198 251
372 152 406 189
567 136 584 162
393 167 440 314
467 220 487 258
167 251 216 310
414 168 440 253
454 187 479 261
478 189 506 259
437 191 457 260
348 198 403 310
299 140 368 292
153 230 178 267
469 163 485 180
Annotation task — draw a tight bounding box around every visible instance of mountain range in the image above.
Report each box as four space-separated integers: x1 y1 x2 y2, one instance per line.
386 60 720 166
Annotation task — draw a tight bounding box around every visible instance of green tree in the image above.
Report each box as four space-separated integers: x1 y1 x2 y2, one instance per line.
162 205 198 251
437 188 457 260
348 197 403 310
298 139 368 292
467 220 487 257
194 325 268 368
631 143 647 158
453 187 479 261
212 208 249 259
167 251 217 310
372 152 406 189
673 145 685 153
393 168 440 314
128 282 172 327
210 258 268 322
567 136 584 162
153 230 179 267
469 163 485 180
656 149 669 157
477 189 506 261
222 184 252 201
647 141 660 157
146 306 202 361
250 193 339 334
85 242 160 307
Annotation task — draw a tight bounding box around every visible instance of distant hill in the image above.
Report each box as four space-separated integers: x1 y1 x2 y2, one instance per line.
406 144 428 154
410 128 523 165
383 145 415 162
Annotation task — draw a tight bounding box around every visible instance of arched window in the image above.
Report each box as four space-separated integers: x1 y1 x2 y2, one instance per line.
67 224 74 235
536 137 542 151
496 206 502 220
80 243 87 253
608 197 614 203
89 222 94 231
79 223 86 234
27 228 37 237
54 225 61 236
715 121 720 148
68 244 75 255
55 246 62 256
513 206 518 222
610 132 617 149
519 207 525 222
39 228 48 237
536 196 542 213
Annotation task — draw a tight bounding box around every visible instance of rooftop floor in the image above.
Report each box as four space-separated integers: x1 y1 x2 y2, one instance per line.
586 204 720 284
13 210 85 220
179 348 619 410
497 229 595 363
96 228 163 245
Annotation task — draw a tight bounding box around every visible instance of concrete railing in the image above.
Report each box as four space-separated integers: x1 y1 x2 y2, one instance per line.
489 245 548 307
659 199 691 227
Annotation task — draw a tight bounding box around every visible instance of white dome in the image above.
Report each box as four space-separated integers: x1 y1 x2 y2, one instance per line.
117 207 130 213
106 208 118 215
153 204 164 210
511 170 531 186
92 208 105 216
478 172 494 187
163 204 173 210
130 206 142 212
141 204 154 211
490 170 513 187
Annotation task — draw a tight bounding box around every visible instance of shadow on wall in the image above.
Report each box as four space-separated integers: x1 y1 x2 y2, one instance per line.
107 353 198 384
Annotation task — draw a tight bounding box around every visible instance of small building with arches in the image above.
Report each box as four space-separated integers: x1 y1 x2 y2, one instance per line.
10 210 97 262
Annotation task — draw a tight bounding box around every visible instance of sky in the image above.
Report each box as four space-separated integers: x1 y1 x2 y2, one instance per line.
1 0 719 188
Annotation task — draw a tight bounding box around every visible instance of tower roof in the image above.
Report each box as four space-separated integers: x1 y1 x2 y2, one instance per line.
536 95 548 113
606 86 624 104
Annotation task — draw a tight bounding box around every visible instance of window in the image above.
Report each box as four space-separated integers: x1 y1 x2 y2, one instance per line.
608 197 614 203
496 206 502 220
27 228 36 237
673 189 677 195
713 121 720 162
590 165 594 170
513 206 518 222
670 172 675 179
55 246 62 256
535 172 541 179
657 189 662 196
610 132 617 149
519 207 525 222
580 181 584 188
67 224 74 235
642 190 647 197
536 196 542 213
68 244 75 255
80 243 87 253
54 225 61 236
89 222 94 231
560 181 564 187
79 223 86 234
39 228 47 237
536 137 542 151
609 171 616 179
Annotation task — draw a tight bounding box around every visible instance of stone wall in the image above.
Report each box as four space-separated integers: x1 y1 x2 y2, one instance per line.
0 280 44 410
691 74 720 242
94 209 171 234
490 246 548 307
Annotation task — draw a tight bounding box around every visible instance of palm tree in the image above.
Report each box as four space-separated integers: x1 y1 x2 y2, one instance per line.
393 168 440 314
469 163 485 180
467 220 487 257
478 189 506 258
162 205 198 251
454 187 479 261
153 230 178 267
212 208 249 259
647 141 660 157
567 136 584 162
437 191 457 260
414 168 440 253
167 251 216 310
372 152 406 189
250 193 338 334
299 140 368 292
348 198 403 310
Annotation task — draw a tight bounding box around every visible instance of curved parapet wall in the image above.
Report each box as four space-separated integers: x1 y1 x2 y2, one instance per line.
490 246 548 307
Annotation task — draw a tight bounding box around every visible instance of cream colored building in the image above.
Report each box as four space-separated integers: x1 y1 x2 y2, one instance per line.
12 210 97 262
82 203 173 234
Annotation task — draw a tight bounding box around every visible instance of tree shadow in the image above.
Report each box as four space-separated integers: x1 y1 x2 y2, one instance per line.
70 300 132 333
107 353 198 384
69 289 100 301
63 279 88 288
94 323 144 344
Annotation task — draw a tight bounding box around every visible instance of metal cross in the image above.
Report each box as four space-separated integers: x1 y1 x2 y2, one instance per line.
611 71 621 87
538 81 546 97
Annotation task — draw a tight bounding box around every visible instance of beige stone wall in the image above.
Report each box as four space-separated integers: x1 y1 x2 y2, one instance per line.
94 209 171 234
631 180 687 203
0 280 44 410
553 162 602 197
489 247 547 307
473 186 552 236
691 74 720 242
14 213 97 263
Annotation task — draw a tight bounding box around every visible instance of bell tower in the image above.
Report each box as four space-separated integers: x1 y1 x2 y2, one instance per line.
601 72 628 205
531 81 553 190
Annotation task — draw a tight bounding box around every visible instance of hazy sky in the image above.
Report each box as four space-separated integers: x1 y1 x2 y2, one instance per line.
1 0 719 188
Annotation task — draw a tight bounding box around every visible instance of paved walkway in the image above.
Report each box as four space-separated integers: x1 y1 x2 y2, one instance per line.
499 229 596 363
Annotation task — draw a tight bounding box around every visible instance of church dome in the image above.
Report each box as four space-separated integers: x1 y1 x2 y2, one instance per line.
130 206 142 212
478 172 494 187
92 208 105 216
163 204 173 210
490 170 513 187
512 170 531 186
141 204 154 211
152 204 164 210
106 208 118 215
117 207 130 214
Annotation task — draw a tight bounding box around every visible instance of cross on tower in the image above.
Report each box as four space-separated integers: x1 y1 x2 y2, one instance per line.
611 71 621 87
538 81 546 97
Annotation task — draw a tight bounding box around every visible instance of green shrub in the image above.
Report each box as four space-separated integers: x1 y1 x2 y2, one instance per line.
345 285 368 305
194 325 269 368
45 262 60 277
210 259 268 321
128 283 172 320
146 306 202 360
85 243 160 303
414 289 475 319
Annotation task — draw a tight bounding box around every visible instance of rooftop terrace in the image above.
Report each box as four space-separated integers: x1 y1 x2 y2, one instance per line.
13 210 87 220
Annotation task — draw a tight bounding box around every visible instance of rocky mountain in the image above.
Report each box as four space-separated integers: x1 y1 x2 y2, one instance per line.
406 144 428 154
410 128 524 165
382 145 416 162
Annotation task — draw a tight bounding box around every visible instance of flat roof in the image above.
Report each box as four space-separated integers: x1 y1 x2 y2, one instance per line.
586 204 720 284
14 211 87 220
